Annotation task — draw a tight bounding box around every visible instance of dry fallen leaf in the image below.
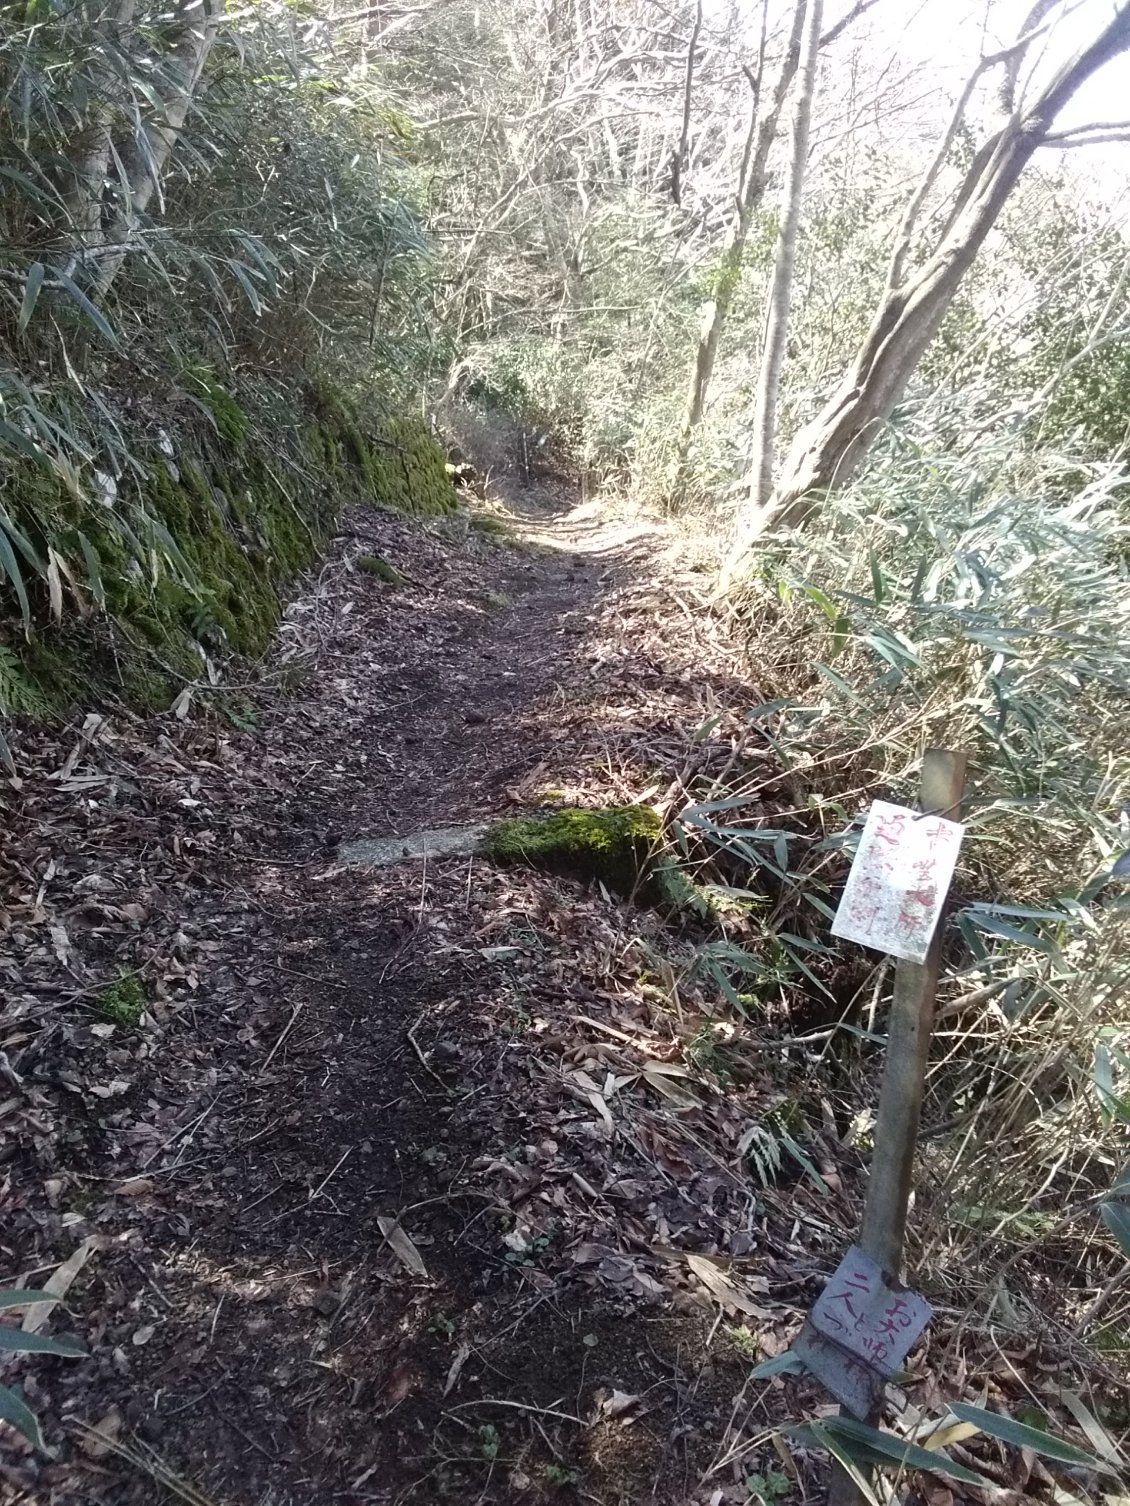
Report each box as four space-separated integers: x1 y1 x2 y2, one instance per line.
683 1253 773 1318
79 1406 123 1460
443 1340 472 1397
571 1013 664 1051
640 1059 690 1078
569 1069 614 1131
377 1216 429 1278
112 1177 156 1197
22 1235 105 1334
379 1361 418 1409
631 1269 667 1300
49 923 73 969
641 1065 697 1105
1057 1389 1126 1468
921 1420 983 1451
598 1388 642 1420
89 1079 131 1098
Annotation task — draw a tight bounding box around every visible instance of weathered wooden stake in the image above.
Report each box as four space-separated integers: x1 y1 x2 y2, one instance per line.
828 748 967 1506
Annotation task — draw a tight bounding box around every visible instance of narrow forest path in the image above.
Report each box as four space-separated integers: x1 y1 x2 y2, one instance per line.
3 478 829 1506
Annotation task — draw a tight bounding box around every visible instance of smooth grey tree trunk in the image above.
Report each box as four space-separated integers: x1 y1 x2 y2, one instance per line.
59 0 138 267
669 0 879 506
90 0 225 296
726 0 1130 568
747 0 822 511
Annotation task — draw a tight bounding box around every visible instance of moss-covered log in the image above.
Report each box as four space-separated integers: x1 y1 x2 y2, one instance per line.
485 805 717 917
485 805 661 895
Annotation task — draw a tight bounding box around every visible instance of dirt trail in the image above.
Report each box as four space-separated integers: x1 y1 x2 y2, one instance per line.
2 481 814 1506
290 496 666 844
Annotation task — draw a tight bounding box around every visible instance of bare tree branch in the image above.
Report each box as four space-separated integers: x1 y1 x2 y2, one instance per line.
671 0 703 206
727 0 1130 553
999 0 1062 112
736 7 770 205
819 0 880 49
888 1 1093 286
1044 118 1130 140
886 62 985 290
1043 129 1130 147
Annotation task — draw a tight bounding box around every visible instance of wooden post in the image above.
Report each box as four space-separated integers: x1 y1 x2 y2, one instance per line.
828 749 967 1506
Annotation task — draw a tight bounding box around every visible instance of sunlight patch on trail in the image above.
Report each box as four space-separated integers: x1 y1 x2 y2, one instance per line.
516 498 665 556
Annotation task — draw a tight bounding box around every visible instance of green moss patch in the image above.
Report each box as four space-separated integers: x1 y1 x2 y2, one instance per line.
0 374 459 717
360 416 457 517
485 805 662 897
472 588 512 611
181 363 250 445
0 643 52 716
357 553 403 585
651 857 717 919
485 805 720 916
470 511 519 546
99 972 145 1027
310 388 456 518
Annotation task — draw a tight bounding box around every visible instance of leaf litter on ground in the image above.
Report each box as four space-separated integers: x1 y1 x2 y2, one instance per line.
1 488 1125 1505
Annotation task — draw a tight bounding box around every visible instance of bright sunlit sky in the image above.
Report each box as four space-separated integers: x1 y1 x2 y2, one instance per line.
858 0 1130 205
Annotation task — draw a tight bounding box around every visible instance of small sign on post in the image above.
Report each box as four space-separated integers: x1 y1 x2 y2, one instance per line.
808 751 968 1506
793 1246 932 1418
831 800 964 964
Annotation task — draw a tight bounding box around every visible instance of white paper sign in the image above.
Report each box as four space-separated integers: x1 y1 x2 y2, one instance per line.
831 800 964 963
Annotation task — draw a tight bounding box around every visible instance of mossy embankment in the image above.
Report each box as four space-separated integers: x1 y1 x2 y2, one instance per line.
0 369 456 718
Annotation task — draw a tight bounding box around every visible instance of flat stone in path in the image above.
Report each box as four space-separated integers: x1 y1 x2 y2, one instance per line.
337 824 489 867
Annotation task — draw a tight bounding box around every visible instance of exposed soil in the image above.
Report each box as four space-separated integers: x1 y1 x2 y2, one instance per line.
0 477 827 1506
3 477 1124 1506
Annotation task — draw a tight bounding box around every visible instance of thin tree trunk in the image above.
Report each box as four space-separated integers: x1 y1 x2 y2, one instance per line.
727 0 1130 559
748 0 821 511
671 0 702 206
58 0 138 267
669 0 876 505
668 0 799 501
61 118 113 251
91 0 225 296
